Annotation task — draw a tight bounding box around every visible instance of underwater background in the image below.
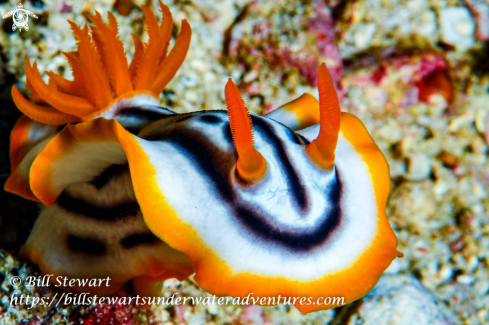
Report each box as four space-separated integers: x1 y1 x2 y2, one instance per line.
0 0 488 323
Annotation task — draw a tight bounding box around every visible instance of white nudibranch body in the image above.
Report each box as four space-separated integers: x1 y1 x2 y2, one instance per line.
5 3 401 314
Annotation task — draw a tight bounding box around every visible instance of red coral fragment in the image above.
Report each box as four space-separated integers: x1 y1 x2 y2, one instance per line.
416 69 453 103
450 239 465 252
56 0 73 13
413 53 448 81
371 64 387 85
240 305 265 325
407 53 453 104
343 52 453 110
174 304 187 324
413 54 452 103
76 304 137 325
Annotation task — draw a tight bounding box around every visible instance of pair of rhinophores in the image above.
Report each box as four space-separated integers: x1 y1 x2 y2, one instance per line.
6 1 402 313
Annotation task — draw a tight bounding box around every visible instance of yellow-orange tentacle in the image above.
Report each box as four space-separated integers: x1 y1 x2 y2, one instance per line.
88 11 133 97
128 34 145 87
135 5 166 90
25 62 40 99
62 51 86 98
11 5 191 126
12 86 80 125
107 12 133 95
151 20 192 94
26 77 43 102
45 71 79 96
157 1 173 64
68 21 113 108
26 59 97 117
88 13 109 88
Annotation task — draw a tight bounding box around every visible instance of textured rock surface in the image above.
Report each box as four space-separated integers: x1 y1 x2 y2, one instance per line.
346 275 460 325
439 7 476 52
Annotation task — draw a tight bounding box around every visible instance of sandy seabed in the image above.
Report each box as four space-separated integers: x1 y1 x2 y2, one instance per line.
0 0 488 324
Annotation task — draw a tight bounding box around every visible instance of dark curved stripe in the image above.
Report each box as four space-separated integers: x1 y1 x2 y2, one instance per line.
140 111 343 252
116 106 175 134
165 129 236 202
252 117 308 211
175 115 193 123
236 171 342 251
120 232 160 248
67 235 106 255
142 112 234 205
173 112 223 125
91 164 128 189
199 114 222 124
117 105 174 121
296 133 310 145
124 126 145 134
56 192 140 222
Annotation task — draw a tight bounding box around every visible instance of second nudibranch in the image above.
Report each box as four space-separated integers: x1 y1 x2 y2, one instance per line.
22 62 402 313
7 1 195 300
7 1 191 201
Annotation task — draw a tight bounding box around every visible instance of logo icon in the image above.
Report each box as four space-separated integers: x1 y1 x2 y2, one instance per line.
3 3 38 32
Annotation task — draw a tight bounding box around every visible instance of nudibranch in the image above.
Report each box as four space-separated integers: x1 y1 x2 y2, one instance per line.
16 62 402 313
6 2 402 313
6 1 191 201
22 165 193 297
7 2 194 297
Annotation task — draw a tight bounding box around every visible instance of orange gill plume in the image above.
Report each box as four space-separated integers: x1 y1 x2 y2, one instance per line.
224 79 267 181
11 1 192 125
305 63 342 169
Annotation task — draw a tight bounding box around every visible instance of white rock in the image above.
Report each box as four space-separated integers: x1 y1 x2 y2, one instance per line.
475 108 488 133
352 23 377 50
384 258 402 274
457 275 475 285
439 264 454 283
407 153 432 181
417 10 438 38
439 7 476 52
347 275 460 325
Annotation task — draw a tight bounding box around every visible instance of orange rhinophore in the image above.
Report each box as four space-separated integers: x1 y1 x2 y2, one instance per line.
306 62 342 169
224 79 267 181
